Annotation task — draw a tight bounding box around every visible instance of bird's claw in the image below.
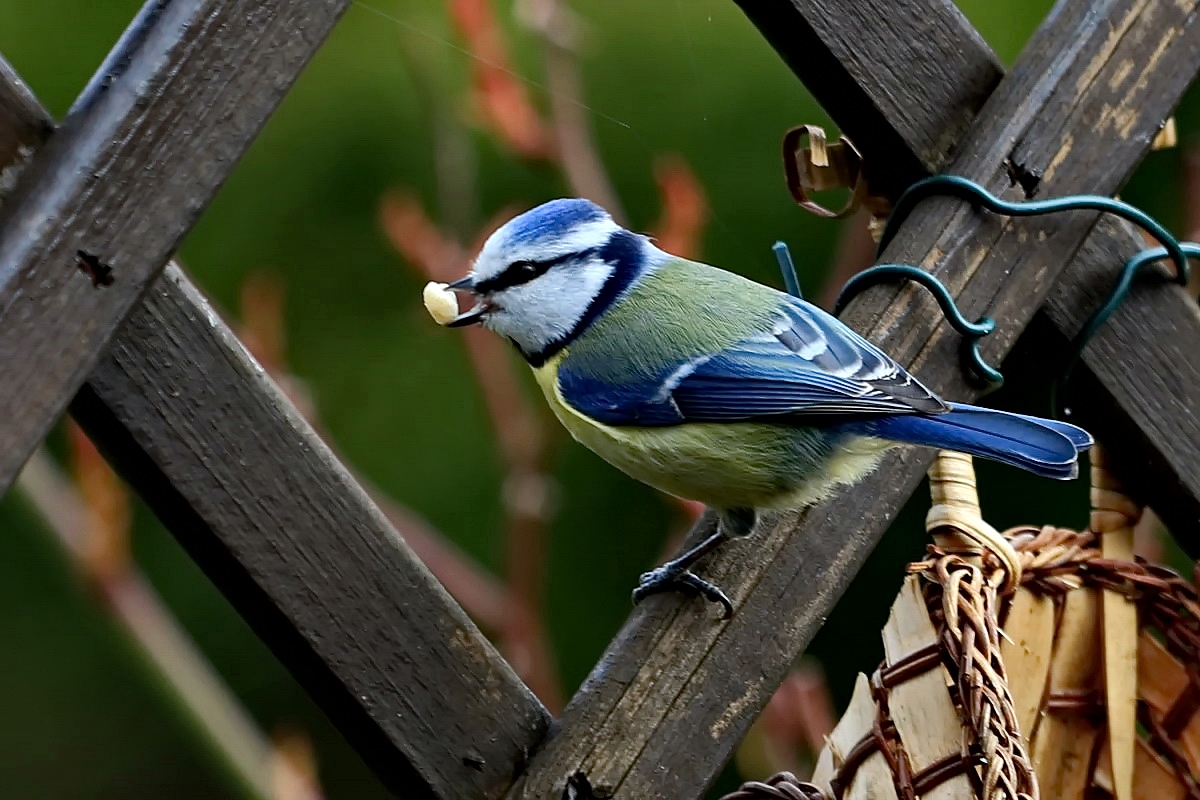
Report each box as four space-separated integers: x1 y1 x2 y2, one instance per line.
632 566 734 619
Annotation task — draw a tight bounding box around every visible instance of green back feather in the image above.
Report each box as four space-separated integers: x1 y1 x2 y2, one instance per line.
563 257 780 384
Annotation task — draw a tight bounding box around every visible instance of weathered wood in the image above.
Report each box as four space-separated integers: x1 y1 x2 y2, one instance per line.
71 269 550 799
0 0 343 498
1042 225 1200 546
742 0 1200 545
508 2 1200 796
735 0 1003 197
0 60 49 179
0 42 550 800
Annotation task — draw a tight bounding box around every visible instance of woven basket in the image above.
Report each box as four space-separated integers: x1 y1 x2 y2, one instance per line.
723 447 1200 800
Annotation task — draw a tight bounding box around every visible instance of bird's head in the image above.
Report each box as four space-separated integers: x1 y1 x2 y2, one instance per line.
446 198 656 364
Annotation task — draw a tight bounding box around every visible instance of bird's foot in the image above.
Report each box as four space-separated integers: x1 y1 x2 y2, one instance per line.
632 565 733 619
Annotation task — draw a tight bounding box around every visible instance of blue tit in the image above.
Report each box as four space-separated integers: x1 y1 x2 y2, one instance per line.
440 198 1091 616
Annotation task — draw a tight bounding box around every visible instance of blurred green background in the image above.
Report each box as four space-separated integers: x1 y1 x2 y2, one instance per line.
0 0 1195 797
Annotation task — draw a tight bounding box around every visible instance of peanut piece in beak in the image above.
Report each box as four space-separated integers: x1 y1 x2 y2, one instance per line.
422 281 460 326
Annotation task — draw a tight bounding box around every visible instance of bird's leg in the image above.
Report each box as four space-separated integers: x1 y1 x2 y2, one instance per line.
632 531 730 616
631 507 757 619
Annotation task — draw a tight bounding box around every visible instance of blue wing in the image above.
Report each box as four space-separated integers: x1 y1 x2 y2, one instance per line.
558 295 947 426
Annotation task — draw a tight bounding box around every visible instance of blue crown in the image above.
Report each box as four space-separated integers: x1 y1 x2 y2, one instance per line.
503 198 610 244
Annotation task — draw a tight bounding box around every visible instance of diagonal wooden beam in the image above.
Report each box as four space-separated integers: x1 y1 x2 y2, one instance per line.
70 269 550 800
739 0 1200 546
0 3 549 798
508 1 1200 797
738 0 1003 198
0 0 344 495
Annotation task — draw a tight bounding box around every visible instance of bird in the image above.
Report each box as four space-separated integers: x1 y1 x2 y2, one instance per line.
433 198 1092 617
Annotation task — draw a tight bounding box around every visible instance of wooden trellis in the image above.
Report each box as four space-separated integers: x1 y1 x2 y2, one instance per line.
0 0 1196 799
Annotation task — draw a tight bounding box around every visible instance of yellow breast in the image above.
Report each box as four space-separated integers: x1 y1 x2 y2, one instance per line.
532 354 890 510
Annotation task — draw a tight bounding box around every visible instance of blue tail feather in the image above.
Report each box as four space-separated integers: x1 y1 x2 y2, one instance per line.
956 404 1094 450
853 403 1092 480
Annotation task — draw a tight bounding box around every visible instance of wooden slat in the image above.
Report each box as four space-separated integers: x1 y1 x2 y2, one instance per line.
741 0 1200 544
1094 445 1140 800
507 2 1200 796
0 59 50 169
0 0 344 496
1139 631 1200 773
1031 588 1102 800
733 0 1003 197
1094 738 1186 800
71 269 550 800
811 673 897 800
1101 526 1138 800
0 10 550 800
880 577 970 800
1042 227 1200 544
999 588 1057 742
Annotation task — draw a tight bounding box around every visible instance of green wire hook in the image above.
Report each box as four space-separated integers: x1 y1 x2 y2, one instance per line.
872 174 1194 413
1052 241 1199 414
878 174 1191 285
773 239 999 387
789 174 1195 408
834 264 1002 388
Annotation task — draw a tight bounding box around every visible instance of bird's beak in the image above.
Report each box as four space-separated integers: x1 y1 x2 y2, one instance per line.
445 275 486 327
447 304 486 327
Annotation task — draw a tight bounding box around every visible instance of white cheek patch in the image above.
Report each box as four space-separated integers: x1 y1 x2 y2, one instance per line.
484 257 614 354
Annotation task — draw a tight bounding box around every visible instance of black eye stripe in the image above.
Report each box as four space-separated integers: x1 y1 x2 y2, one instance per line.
474 248 598 294
523 229 642 366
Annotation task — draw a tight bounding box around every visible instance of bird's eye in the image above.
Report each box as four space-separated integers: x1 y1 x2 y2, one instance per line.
511 260 538 276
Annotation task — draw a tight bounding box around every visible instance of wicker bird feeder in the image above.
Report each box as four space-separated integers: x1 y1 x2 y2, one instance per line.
724 447 1200 800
